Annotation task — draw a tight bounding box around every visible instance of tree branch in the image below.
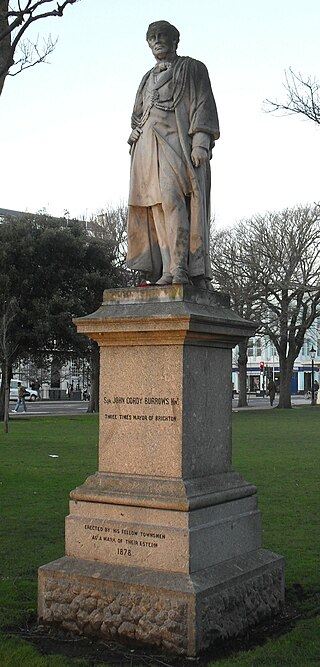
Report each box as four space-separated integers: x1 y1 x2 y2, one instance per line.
0 0 78 93
264 67 320 125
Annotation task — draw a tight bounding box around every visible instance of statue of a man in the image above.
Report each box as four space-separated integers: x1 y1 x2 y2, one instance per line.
127 20 220 288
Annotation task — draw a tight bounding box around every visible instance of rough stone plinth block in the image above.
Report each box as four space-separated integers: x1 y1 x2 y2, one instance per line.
38 550 284 656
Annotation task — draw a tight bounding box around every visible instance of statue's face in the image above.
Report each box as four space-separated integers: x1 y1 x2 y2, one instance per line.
147 27 175 61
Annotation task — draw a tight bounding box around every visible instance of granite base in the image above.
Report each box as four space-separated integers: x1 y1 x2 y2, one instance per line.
38 550 284 656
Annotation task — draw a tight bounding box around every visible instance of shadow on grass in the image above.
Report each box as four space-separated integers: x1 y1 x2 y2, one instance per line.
3 591 318 667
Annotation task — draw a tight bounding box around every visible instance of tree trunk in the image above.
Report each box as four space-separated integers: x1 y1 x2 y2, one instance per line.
0 0 11 97
0 364 5 422
0 359 12 427
237 338 248 407
3 360 10 432
278 357 293 408
87 342 99 413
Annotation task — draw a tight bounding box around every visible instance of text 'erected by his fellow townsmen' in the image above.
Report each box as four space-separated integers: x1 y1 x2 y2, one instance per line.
84 524 167 557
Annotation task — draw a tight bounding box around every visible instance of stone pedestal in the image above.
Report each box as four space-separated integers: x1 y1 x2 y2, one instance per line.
38 286 284 656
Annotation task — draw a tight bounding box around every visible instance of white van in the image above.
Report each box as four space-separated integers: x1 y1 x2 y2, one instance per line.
10 380 38 402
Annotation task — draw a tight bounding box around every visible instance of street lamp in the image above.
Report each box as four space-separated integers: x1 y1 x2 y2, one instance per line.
310 345 316 406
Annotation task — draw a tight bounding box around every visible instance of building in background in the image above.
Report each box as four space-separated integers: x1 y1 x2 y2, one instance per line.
232 326 320 395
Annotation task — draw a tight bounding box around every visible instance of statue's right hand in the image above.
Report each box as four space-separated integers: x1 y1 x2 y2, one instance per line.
128 128 142 146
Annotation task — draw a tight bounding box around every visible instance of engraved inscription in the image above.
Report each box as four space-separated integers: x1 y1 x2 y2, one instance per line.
103 395 180 424
83 523 167 557
104 395 179 406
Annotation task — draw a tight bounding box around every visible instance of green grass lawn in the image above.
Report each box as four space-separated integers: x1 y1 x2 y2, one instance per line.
0 408 319 666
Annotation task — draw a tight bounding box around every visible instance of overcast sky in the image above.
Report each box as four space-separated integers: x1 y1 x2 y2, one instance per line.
0 0 319 228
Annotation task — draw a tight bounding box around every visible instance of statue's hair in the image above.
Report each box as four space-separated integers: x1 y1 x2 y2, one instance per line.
146 21 180 46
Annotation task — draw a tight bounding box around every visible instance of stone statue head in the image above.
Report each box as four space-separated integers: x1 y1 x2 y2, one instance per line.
146 21 180 60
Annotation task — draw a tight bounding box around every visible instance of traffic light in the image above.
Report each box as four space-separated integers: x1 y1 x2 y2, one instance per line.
259 361 265 372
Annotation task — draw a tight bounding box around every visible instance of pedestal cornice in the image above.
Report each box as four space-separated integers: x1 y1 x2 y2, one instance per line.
74 285 257 347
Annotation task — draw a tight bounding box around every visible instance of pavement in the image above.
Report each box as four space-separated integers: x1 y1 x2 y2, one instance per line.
232 394 315 410
9 400 90 417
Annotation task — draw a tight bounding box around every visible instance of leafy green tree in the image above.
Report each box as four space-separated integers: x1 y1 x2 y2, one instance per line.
0 213 125 422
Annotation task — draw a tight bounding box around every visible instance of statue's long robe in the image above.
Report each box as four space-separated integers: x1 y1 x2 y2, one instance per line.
127 56 220 281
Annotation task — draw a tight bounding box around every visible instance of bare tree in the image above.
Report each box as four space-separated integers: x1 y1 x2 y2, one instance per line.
249 205 320 408
211 224 261 407
88 204 136 290
212 205 320 408
264 67 320 126
0 0 78 96
93 205 128 268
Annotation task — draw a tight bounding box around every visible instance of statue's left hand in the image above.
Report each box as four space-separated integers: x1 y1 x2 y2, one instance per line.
191 146 209 167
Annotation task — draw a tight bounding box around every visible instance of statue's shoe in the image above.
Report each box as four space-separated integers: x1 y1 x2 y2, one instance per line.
172 269 189 284
156 274 173 285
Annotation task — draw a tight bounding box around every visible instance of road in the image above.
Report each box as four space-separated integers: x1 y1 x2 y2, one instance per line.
9 395 313 417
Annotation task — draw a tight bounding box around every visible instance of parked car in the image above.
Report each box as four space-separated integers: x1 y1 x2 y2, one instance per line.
9 380 38 402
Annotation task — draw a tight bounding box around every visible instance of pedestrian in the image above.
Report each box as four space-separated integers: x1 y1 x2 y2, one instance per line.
313 379 319 402
267 379 277 407
12 382 27 413
34 379 41 400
